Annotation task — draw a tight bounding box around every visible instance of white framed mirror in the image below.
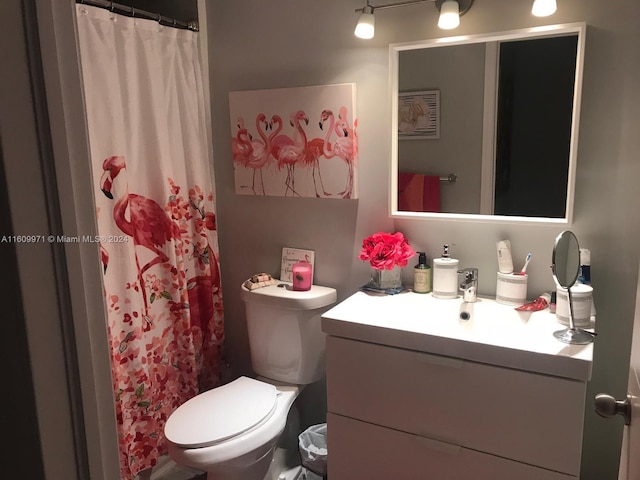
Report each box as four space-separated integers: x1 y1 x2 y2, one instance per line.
390 23 586 224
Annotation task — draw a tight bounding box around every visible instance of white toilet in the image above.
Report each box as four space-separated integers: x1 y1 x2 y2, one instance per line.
165 282 337 480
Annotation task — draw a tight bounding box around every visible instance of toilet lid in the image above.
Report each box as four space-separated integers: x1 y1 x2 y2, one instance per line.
164 376 278 448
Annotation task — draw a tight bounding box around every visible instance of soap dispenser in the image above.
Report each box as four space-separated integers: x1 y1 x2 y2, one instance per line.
432 244 459 299
413 252 431 294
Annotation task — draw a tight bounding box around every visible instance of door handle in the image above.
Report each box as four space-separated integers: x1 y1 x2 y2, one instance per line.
594 393 632 425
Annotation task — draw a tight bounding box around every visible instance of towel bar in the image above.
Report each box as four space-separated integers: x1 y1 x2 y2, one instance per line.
439 173 457 184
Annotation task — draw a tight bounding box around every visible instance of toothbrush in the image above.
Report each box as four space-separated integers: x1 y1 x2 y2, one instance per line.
517 253 532 275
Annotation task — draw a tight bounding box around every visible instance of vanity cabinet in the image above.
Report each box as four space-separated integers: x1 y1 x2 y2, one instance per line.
321 292 592 480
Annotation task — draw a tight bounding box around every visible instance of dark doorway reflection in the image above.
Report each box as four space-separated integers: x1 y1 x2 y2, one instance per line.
494 35 578 218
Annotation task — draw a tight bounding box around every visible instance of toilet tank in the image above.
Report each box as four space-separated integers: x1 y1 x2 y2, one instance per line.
240 283 337 384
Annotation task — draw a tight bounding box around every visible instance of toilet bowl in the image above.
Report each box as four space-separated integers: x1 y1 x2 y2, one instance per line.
165 282 337 480
166 376 299 480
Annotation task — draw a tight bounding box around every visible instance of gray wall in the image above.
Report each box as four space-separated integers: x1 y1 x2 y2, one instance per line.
209 1 640 479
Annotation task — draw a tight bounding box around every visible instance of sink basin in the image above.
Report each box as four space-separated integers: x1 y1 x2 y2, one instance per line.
321 291 593 381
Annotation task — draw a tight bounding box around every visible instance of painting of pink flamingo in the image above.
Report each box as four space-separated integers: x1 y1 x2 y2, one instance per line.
100 155 181 318
248 114 274 195
318 107 357 198
268 114 284 146
231 118 255 188
232 114 272 195
271 110 308 196
231 117 252 163
334 105 358 199
302 135 331 197
229 83 358 198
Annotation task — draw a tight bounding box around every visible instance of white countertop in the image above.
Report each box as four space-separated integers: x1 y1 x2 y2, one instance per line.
321 291 593 382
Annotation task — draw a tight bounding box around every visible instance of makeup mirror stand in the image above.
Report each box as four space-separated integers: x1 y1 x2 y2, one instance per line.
551 230 594 345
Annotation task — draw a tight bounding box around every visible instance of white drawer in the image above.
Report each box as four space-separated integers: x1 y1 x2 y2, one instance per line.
326 336 585 476
328 413 577 480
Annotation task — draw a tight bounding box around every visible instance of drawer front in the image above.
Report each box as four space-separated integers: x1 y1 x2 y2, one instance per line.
328 413 577 480
326 336 585 475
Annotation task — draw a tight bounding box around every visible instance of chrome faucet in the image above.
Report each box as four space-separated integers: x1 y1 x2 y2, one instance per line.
458 268 479 303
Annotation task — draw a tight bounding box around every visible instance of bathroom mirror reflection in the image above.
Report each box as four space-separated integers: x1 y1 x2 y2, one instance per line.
390 23 586 224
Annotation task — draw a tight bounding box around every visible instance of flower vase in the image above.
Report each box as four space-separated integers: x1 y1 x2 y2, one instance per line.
370 266 402 290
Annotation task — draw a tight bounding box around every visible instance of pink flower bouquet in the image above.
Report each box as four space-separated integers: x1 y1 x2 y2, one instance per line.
358 231 416 271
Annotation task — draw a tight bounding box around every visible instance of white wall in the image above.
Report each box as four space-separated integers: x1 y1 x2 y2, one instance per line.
209 1 640 478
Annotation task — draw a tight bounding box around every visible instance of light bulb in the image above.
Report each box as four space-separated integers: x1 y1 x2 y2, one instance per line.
532 0 557 17
438 0 460 30
355 6 375 39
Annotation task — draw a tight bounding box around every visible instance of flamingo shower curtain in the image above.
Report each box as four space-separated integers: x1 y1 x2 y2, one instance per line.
76 5 224 479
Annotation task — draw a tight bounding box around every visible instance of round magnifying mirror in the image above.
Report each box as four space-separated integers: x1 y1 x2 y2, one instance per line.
552 231 594 345
552 231 580 288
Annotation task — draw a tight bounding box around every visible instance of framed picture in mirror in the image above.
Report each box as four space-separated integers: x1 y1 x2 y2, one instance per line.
398 90 440 139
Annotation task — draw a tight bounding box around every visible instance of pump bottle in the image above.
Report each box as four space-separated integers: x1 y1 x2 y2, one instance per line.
432 244 459 299
413 252 431 293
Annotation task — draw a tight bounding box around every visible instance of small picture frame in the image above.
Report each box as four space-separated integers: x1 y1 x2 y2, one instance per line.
398 90 440 139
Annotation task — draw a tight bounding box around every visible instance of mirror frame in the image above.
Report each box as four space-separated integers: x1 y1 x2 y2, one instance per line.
390 23 586 225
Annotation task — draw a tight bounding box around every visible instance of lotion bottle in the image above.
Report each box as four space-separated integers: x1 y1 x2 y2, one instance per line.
413 251 431 294
577 248 596 321
496 240 514 274
432 244 459 299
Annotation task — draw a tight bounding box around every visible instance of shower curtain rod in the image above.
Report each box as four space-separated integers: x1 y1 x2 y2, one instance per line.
76 0 199 31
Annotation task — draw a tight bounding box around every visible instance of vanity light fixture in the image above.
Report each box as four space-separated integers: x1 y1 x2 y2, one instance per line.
355 2 376 39
531 0 557 17
354 0 474 39
437 0 460 29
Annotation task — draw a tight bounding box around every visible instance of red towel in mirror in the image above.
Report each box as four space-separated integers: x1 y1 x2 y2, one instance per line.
398 172 441 212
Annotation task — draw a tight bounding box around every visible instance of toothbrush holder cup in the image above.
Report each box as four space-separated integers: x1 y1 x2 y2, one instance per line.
496 272 528 306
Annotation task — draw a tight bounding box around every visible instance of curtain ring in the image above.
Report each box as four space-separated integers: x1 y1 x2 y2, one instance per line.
130 6 136 18
173 18 177 27
110 2 115 12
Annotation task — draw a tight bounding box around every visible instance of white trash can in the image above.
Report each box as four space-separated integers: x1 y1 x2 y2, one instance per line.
298 423 327 478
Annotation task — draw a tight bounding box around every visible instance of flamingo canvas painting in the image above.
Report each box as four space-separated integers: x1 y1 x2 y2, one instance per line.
229 83 358 199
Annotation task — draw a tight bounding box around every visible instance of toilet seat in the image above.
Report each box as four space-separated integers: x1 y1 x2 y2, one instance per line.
164 376 278 448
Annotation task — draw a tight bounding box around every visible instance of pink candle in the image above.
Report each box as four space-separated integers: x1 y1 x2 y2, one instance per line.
292 261 312 291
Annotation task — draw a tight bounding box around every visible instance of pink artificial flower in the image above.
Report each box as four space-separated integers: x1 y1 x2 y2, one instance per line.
358 231 416 270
